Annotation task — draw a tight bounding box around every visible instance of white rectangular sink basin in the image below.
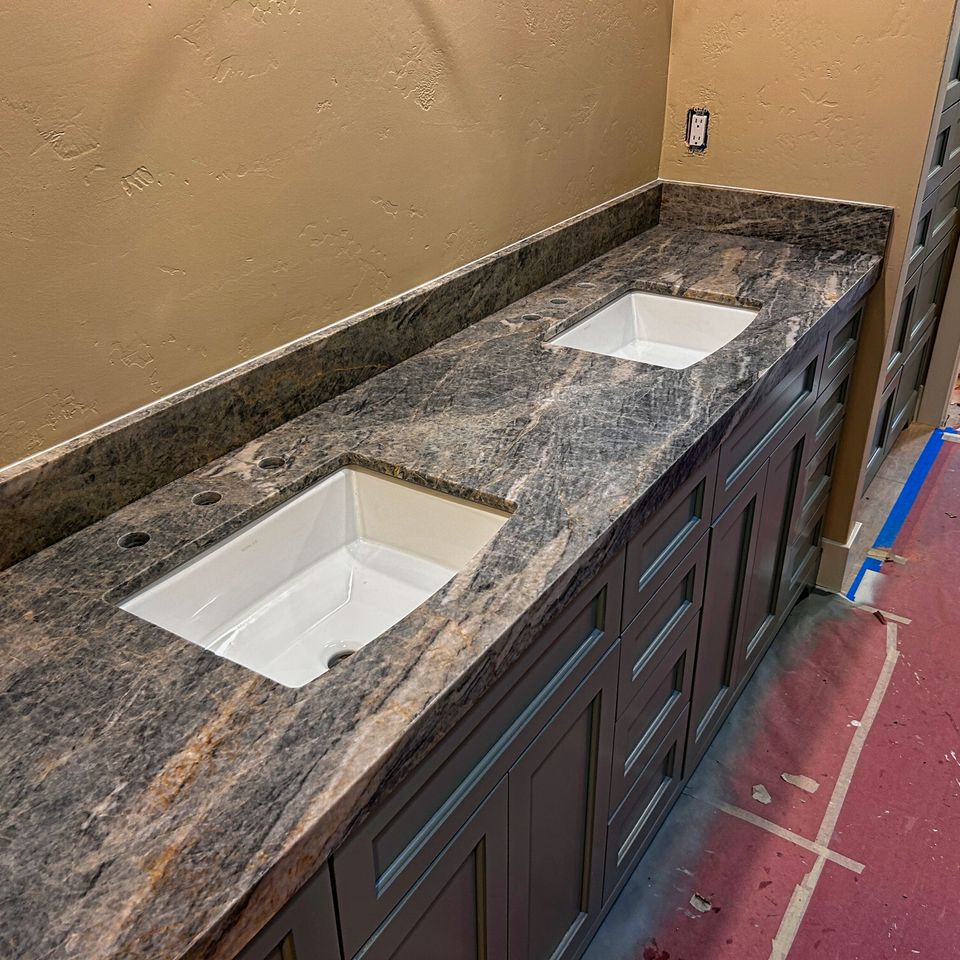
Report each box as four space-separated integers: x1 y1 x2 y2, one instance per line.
120 467 509 688
549 291 758 369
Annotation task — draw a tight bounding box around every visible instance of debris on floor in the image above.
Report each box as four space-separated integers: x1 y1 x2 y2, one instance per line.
751 783 772 804
780 772 820 794
689 893 712 913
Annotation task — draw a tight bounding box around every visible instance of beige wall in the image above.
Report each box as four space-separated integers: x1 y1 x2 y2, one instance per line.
0 0 672 467
660 0 956 540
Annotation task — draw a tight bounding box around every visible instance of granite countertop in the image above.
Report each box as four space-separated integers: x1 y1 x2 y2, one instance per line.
0 221 885 960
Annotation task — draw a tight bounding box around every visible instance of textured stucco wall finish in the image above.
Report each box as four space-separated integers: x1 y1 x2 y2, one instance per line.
0 0 672 466
660 0 956 538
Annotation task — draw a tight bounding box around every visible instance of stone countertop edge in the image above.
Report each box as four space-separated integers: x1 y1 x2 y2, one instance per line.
0 208 889 960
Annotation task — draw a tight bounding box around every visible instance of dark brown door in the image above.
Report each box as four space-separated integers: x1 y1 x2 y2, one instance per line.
356 780 508 960
687 462 767 774
507 645 618 960
739 417 811 678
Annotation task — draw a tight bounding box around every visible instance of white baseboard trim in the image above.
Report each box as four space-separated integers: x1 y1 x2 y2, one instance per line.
817 521 864 592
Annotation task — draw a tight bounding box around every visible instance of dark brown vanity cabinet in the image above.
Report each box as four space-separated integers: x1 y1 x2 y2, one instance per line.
236 301 865 960
333 559 624 960
237 866 340 960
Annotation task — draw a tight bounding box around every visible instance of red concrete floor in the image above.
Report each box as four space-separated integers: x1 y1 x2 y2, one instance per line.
584 437 960 960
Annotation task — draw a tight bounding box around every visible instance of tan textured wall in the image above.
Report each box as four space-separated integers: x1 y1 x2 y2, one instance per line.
0 0 672 467
660 0 955 539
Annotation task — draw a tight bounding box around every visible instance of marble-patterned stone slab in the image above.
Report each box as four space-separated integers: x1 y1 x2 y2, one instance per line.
660 181 893 255
0 214 887 960
0 182 663 571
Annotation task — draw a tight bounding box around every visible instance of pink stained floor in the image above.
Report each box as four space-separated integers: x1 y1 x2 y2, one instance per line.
584 437 960 960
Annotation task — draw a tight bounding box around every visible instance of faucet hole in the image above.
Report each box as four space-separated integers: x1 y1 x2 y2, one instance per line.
327 649 356 669
118 531 150 549
258 456 286 470
576 281 596 288
192 491 222 506
522 313 542 321
550 298 569 305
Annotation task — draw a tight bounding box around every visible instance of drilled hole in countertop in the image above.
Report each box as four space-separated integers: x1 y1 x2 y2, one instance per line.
550 298 569 304
522 313 542 321
327 649 356 669
576 281 596 288
192 491 222 506
258 456 286 470
118 531 150 549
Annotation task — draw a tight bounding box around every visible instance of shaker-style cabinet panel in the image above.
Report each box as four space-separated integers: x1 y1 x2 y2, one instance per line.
356 780 509 960
237 865 341 960
507 645 618 960
687 461 768 774
738 415 811 681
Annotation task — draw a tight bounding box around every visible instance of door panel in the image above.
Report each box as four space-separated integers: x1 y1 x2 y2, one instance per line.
508 645 618 960
687 463 767 774
356 780 508 960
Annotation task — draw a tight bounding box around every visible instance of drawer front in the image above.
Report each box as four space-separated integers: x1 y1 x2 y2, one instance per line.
622 451 718 628
786 504 826 596
887 268 922 383
863 371 901 493
801 423 841 523
618 533 707 717
925 100 960 197
610 618 696 812
821 303 863 388
716 345 821 515
890 325 936 439
931 163 960 251
908 190 937 278
334 555 623 959
603 707 689 902
813 360 853 455
911 230 956 353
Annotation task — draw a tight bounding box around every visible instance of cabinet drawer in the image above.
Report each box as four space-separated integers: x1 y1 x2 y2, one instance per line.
887 268 922 383
618 533 707 717
908 190 937 279
931 163 960 251
622 451 717 628
890 325 936 440
603 707 689 901
334 555 623 959
716 346 820 514
925 100 960 197
800 423 841 523
610 618 696 812
812 360 852 456
821 303 863 388
786 504 826 597
236 865 340 960
863 371 900 492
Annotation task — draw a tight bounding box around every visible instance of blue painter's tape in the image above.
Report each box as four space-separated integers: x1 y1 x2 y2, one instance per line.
846 427 955 600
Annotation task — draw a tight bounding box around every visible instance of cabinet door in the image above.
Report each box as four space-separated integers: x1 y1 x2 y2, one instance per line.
237 865 340 960
739 417 810 679
507 644 618 960
356 780 508 960
687 462 767 774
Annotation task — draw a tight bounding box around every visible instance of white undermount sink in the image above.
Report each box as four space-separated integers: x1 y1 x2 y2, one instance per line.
549 291 758 369
120 467 509 687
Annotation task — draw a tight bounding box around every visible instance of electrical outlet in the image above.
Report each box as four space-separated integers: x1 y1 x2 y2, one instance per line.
685 108 710 152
